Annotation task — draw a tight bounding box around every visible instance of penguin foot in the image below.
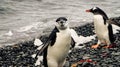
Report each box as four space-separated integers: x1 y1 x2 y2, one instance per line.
71 63 78 67
91 44 99 49
103 45 109 48
103 43 116 48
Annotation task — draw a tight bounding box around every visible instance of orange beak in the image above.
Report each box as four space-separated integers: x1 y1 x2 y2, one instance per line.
86 9 91 12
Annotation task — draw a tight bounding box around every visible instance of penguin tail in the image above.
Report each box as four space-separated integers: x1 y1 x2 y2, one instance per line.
108 24 115 43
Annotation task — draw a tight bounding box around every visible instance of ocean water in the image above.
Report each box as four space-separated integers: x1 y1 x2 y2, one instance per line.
0 0 120 46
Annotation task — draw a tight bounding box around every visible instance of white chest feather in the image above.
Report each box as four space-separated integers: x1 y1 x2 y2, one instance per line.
94 15 108 39
47 28 71 62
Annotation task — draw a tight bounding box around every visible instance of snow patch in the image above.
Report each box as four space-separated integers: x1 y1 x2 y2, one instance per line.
112 24 120 34
70 29 95 48
34 38 43 46
79 35 96 44
35 56 43 66
32 54 36 58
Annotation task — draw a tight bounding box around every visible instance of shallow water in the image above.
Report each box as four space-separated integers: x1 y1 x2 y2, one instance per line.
0 0 120 46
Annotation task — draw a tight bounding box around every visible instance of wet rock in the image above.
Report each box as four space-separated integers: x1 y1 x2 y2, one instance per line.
73 23 95 36
82 62 95 67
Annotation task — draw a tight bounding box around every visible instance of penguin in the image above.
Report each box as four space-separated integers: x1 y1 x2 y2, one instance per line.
86 7 115 49
35 17 75 67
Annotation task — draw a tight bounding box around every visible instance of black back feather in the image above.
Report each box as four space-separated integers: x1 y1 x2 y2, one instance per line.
96 7 108 25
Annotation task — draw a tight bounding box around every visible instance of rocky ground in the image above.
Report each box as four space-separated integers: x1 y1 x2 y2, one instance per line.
0 16 120 67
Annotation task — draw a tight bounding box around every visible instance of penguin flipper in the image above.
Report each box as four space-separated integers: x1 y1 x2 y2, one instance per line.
35 27 59 59
70 37 76 48
107 19 120 27
48 26 59 46
35 41 51 59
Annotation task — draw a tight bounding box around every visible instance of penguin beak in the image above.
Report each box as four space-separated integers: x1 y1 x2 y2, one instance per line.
86 9 91 12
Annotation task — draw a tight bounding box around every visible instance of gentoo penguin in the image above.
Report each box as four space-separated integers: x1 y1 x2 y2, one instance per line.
86 7 115 48
35 17 75 67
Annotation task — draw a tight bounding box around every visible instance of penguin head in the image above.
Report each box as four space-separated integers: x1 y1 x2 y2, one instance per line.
86 7 102 14
86 7 108 19
55 17 68 30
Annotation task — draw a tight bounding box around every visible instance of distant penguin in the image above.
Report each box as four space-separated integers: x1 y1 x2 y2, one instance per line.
35 17 75 67
86 7 115 48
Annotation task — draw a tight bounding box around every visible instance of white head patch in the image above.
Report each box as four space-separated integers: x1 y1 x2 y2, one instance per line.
93 7 97 11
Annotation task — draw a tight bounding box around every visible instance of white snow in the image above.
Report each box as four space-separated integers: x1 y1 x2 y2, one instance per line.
74 35 96 48
35 55 43 66
78 35 96 44
112 24 120 34
31 54 36 58
34 38 43 46
33 39 44 66
32 54 43 66
70 29 96 48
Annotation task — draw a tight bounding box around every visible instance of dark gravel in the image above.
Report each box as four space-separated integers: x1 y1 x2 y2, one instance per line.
73 23 95 37
0 16 120 67
110 16 120 27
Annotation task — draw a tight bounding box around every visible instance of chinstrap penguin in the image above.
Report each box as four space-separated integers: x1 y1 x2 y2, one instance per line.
86 7 115 49
35 17 75 67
